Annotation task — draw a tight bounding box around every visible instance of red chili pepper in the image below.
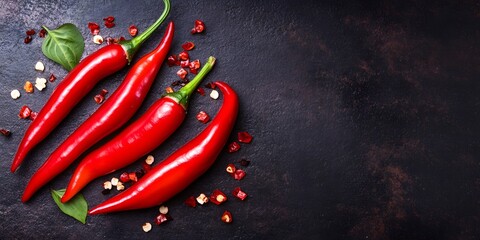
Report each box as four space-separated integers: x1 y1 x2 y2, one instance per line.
21 22 174 202
11 0 171 173
88 81 238 214
61 57 217 203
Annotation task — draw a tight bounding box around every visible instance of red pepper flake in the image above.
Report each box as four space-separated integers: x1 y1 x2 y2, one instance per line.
29 111 38 121
129 25 138 37
180 59 190 68
142 162 152 173
167 55 179 67
181 41 195 51
177 68 188 79
165 86 174 93
24 35 32 44
196 87 205 96
26 29 36 36
103 16 115 23
0 128 11 136
178 51 189 61
204 82 216 89
119 172 130 183
210 189 228 205
233 169 246 180
18 105 32 119
232 187 248 201
226 163 236 174
49 73 57 82
94 95 105 104
104 21 115 28
196 111 210 124
239 159 250 167
238 131 253 144
221 211 233 223
129 172 138 182
38 28 47 38
227 142 241 153
184 196 197 208
191 19 206 34
189 59 201 74
87 22 100 35
154 213 172 225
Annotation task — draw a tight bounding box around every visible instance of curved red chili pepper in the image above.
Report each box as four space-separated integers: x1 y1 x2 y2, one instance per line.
89 81 238 214
61 56 217 203
21 22 175 203
11 0 171 173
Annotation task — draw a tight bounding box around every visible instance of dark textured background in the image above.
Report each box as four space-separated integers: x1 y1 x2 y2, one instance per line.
1 0 480 239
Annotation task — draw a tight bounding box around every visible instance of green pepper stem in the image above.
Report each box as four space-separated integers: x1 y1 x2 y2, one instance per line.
121 0 170 62
167 56 216 109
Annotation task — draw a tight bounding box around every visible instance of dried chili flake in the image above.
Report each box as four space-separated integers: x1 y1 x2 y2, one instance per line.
184 196 197 208
19 105 32 119
104 21 115 28
119 172 130 183
227 142 240 153
103 16 115 23
178 51 189 61
94 94 105 104
191 19 206 34
239 159 250 167
129 172 138 182
24 35 32 44
196 87 205 96
177 68 188 79
38 28 47 38
49 73 57 82
26 29 36 36
129 25 138 37
24 81 34 93
154 213 172 225
180 59 190 68
87 22 100 35
142 161 152 173
233 169 246 180
29 111 38 121
226 163 236 174
221 211 233 223
196 111 210 124
181 41 195 51
210 189 228 205
167 55 179 67
238 131 253 143
0 128 11 136
232 187 248 200
165 86 174 93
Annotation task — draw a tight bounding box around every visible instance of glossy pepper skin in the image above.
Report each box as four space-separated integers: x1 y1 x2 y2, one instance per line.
89 81 238 214
61 56 217 203
11 0 171 173
21 22 175 203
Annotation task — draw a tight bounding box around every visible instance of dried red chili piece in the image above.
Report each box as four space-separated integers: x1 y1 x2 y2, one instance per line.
196 111 210 124
233 169 246 180
184 196 197 208
142 162 152 173
178 51 189 61
26 29 36 36
237 131 253 143
180 59 190 68
87 22 100 35
104 21 115 28
177 68 188 79
103 16 115 22
38 28 47 38
227 142 240 153
128 172 138 182
119 172 130 183
165 86 174 93
196 87 205 96
167 55 179 67
181 41 195 51
24 35 32 44
191 19 206 34
210 189 228 205
189 59 201 74
239 159 250 167
49 73 57 82
221 211 232 223
154 213 172 225
129 25 138 37
0 128 11 136
19 105 32 119
29 111 38 121
94 94 105 104
226 163 236 174
232 187 248 200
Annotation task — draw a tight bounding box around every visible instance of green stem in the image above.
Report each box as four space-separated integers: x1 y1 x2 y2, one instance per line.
121 0 170 62
167 56 216 109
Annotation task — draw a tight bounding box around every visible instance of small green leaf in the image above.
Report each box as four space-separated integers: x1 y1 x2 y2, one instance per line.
42 23 85 71
51 189 88 224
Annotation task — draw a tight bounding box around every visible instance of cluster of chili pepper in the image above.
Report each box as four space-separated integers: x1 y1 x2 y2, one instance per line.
11 0 171 173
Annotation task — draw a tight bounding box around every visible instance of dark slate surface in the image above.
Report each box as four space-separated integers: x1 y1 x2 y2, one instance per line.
1 0 480 239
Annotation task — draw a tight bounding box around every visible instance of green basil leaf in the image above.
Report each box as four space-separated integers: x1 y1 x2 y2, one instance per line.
42 23 84 71
51 189 88 224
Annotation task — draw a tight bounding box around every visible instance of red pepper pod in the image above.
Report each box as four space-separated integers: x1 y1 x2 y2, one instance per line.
21 22 175 202
61 56 217 203
88 81 238 214
11 0 171 173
